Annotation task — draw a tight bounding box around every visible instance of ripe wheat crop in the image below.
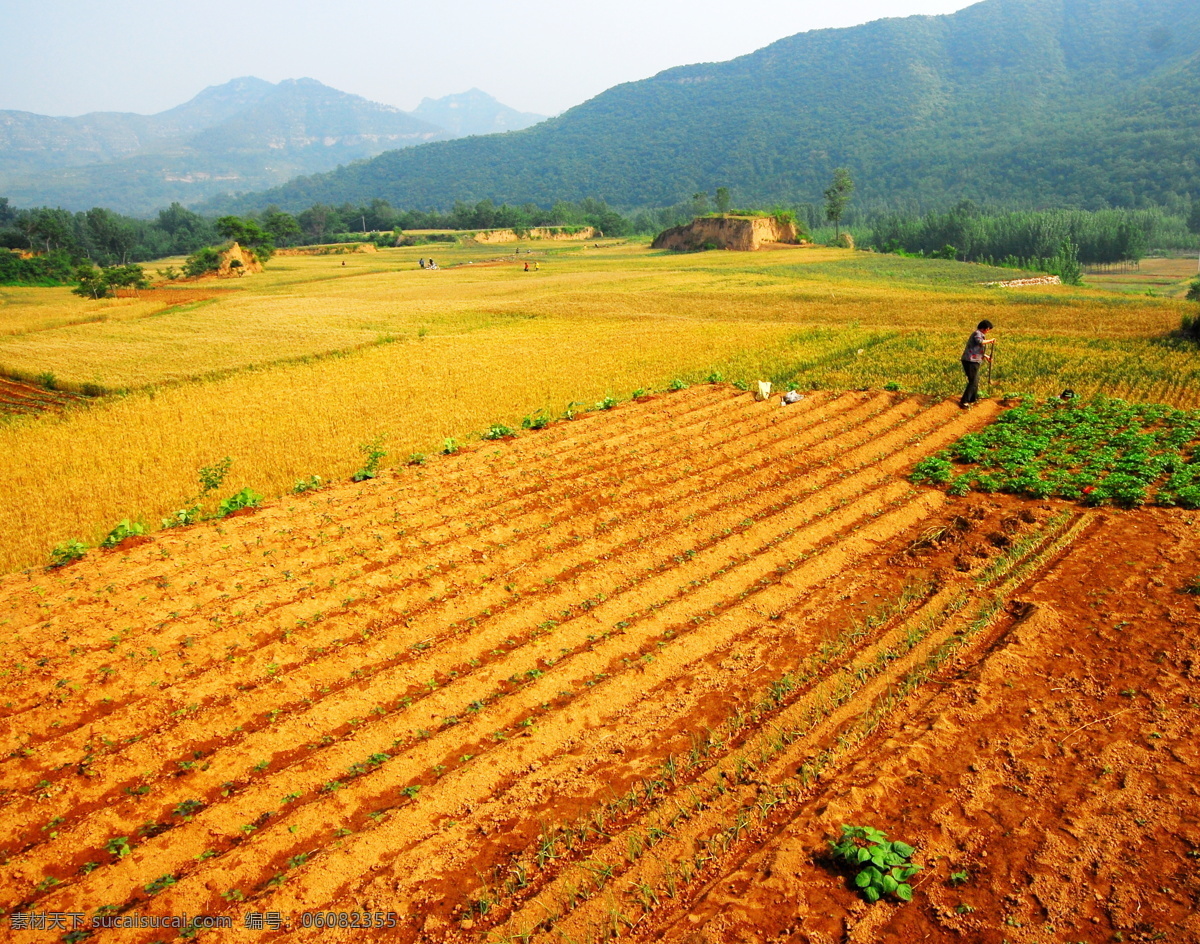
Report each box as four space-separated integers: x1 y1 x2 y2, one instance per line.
0 242 1196 574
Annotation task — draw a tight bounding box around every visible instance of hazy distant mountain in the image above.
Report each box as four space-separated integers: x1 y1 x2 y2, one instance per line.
209 0 1200 214
412 89 545 137
0 77 277 177
0 79 534 215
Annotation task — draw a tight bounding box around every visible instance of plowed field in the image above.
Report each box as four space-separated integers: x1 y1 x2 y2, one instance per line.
0 378 85 417
1 387 1197 943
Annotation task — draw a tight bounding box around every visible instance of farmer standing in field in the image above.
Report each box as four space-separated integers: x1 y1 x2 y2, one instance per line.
959 319 995 409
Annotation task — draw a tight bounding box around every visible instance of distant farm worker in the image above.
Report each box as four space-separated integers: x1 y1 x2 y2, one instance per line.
524 261 529 272
959 319 995 409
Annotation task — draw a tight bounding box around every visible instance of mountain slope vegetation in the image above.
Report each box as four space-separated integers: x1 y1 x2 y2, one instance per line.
210 0 1200 214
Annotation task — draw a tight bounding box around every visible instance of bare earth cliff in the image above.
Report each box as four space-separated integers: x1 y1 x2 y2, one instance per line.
654 216 800 251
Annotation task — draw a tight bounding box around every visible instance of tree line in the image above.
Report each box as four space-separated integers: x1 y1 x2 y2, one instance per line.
3 191 1197 291
865 203 1198 266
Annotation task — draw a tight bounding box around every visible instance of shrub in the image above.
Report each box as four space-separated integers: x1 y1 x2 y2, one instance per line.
183 247 222 278
1186 279 1200 303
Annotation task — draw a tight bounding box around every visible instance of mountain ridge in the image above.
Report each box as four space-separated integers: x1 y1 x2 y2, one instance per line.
203 0 1200 215
0 80 544 215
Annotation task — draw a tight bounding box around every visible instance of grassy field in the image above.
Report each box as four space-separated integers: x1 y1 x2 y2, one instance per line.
1 239 1197 574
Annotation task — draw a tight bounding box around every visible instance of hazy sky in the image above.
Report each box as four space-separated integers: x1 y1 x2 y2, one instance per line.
1 0 977 118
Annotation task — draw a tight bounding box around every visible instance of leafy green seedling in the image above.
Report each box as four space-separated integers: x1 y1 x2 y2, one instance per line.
161 507 201 528
828 824 921 903
949 869 970 887
101 519 145 548
197 456 232 496
292 475 322 494
49 540 88 568
218 488 262 517
352 434 387 481
483 423 515 440
442 437 460 455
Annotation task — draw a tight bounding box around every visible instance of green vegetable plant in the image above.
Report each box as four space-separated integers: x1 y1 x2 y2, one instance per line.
163 456 233 527
49 539 88 568
101 519 145 548
442 437 460 455
828 824 921 902
522 411 550 430
218 488 262 517
483 423 515 440
352 435 387 481
161 507 200 529
292 475 322 494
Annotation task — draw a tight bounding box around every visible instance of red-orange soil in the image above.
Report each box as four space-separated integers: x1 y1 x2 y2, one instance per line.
0 387 1196 943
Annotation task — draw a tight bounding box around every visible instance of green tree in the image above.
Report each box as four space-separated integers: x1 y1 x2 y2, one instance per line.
1052 238 1083 285
691 192 709 217
715 187 731 214
824 168 854 237
215 215 274 262
1189 202 1200 276
297 205 343 242
261 206 302 246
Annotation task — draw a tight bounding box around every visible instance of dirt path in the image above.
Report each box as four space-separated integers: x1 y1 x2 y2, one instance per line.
0 386 1195 943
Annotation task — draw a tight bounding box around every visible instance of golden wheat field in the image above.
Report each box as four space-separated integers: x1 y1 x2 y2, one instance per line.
0 240 1196 575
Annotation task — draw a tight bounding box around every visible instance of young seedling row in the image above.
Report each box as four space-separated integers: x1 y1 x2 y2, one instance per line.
0 385 1131 943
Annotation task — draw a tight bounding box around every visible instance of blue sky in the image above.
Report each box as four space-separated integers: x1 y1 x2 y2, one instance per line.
1 0 976 118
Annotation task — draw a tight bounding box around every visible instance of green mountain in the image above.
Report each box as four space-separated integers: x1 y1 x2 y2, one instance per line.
208 0 1200 215
411 88 546 138
0 79 450 215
